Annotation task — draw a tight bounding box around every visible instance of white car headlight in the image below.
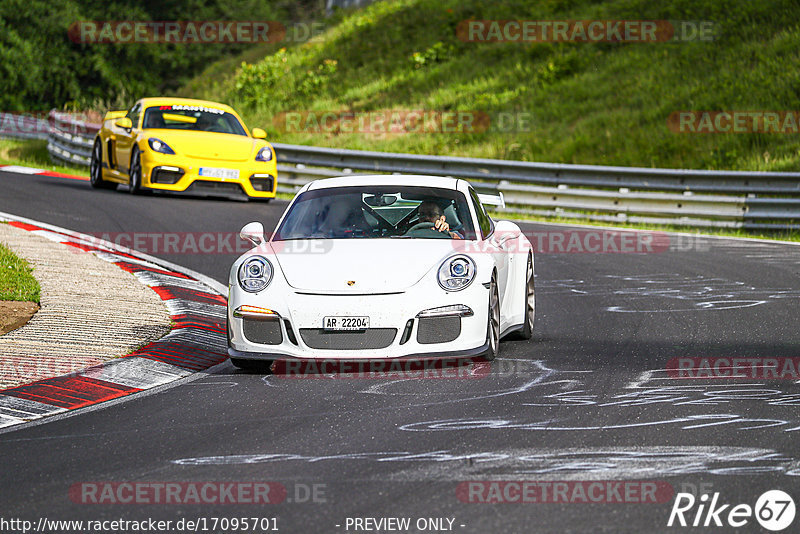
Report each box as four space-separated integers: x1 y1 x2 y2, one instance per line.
238 256 273 293
437 255 476 291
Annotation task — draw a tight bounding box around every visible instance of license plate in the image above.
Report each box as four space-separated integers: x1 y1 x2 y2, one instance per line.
199 167 239 180
323 316 369 330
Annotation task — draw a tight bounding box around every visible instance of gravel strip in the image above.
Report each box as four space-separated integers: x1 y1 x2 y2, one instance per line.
0 223 172 389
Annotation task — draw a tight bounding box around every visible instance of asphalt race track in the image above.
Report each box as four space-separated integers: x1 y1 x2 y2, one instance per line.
1 169 800 533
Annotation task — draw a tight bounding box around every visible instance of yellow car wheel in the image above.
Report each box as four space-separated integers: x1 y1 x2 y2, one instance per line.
129 147 143 195
90 140 115 190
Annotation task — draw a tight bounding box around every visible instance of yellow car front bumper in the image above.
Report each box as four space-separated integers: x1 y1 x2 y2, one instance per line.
140 152 277 199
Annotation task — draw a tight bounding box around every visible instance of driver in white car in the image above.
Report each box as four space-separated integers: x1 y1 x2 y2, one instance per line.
405 201 462 239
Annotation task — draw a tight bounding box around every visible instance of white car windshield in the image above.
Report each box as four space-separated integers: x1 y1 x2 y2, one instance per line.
274 186 477 240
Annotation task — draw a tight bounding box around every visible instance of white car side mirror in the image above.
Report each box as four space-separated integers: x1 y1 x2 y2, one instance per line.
240 221 265 247
491 220 519 247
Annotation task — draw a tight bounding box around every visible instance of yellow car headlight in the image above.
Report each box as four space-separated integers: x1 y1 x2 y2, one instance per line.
148 138 175 155
255 146 273 162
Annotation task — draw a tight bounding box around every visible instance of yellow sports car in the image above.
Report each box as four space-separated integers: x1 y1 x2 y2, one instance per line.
90 97 277 200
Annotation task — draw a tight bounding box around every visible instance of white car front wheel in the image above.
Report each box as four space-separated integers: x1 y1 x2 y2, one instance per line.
519 253 535 339
483 274 500 361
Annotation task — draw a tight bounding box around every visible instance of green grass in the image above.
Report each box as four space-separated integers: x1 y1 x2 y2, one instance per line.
175 0 800 240
0 236 40 303
179 0 800 172
0 138 88 177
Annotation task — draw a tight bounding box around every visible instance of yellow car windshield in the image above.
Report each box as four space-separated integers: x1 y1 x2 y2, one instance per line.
142 105 246 136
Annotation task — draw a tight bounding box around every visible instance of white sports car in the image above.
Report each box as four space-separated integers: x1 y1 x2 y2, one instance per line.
227 175 534 369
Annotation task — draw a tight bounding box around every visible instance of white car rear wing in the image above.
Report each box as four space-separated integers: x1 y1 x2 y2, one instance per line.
477 192 506 209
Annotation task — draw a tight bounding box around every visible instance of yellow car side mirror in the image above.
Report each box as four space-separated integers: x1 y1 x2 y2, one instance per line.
115 117 133 130
251 127 267 139
104 110 127 121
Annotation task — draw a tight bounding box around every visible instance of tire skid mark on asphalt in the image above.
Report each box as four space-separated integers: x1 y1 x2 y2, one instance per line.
258 357 800 454
538 273 800 312
0 215 228 429
171 445 800 479
716 241 800 267
399 413 793 433
389 360 800 434
353 359 563 407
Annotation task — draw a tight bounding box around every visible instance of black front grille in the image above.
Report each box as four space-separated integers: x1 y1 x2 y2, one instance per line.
416 316 461 344
150 167 184 184
299 328 397 350
249 175 275 192
185 181 247 197
243 318 283 345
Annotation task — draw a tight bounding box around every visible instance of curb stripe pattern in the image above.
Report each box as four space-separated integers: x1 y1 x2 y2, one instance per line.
2 376 140 409
0 218 228 429
0 165 89 181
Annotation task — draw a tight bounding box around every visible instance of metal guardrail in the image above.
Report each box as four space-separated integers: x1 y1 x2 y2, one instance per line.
271 143 800 195
47 111 96 166
0 111 797 230
273 144 800 230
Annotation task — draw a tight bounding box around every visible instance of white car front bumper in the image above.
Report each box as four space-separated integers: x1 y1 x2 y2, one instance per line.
227 276 491 361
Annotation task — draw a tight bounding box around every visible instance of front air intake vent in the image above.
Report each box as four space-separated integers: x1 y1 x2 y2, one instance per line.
249 174 274 192
243 318 283 345
416 316 461 344
150 166 184 184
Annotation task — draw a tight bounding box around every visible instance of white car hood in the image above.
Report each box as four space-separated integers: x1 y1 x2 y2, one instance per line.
270 239 461 293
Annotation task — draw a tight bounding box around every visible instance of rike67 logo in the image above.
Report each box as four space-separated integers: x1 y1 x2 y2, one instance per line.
668 490 795 531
